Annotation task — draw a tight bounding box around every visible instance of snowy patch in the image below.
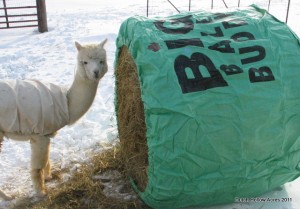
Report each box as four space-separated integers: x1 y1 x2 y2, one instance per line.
93 170 137 201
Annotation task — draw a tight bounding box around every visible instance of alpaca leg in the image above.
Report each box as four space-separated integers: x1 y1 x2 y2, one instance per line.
0 132 3 152
44 160 52 181
30 136 50 196
0 134 12 200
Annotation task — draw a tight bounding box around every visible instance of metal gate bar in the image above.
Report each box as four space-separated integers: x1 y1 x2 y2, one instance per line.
0 14 37 18
0 6 37 10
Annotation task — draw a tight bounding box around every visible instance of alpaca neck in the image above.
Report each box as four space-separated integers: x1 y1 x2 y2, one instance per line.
67 70 99 125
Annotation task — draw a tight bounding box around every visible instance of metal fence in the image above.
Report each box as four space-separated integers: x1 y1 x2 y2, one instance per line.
0 0 47 32
146 0 292 23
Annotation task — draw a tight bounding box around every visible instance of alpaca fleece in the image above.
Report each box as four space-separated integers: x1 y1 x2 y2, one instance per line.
0 80 69 135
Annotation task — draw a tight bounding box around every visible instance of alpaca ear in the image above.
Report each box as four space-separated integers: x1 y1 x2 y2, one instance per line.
99 39 108 48
75 41 82 51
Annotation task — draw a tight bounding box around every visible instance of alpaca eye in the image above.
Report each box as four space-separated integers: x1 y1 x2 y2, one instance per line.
83 61 88 65
100 60 104 64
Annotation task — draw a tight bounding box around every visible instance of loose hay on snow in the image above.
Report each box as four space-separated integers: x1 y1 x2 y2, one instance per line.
115 46 148 191
13 146 151 209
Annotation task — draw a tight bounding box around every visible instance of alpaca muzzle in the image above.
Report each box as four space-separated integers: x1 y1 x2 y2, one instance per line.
94 70 100 79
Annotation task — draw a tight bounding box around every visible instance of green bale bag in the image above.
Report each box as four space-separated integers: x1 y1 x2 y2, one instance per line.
115 5 300 209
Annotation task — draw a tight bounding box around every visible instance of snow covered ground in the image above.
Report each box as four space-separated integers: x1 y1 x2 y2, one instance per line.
0 0 299 208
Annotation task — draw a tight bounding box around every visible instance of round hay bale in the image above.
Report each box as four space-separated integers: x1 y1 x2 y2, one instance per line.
115 5 300 209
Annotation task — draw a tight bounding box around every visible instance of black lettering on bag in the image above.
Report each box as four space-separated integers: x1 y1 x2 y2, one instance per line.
220 64 243 75
231 32 255 42
165 38 204 49
154 15 194 34
209 40 235 53
201 26 224 37
174 52 228 93
249 67 275 82
239 46 266 64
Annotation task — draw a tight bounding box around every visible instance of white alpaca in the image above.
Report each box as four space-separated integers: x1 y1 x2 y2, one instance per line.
0 39 108 199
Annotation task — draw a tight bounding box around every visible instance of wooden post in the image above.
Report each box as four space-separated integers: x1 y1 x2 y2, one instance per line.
36 0 48 32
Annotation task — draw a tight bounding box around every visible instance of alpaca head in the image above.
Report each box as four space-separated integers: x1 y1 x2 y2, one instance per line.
75 39 108 82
